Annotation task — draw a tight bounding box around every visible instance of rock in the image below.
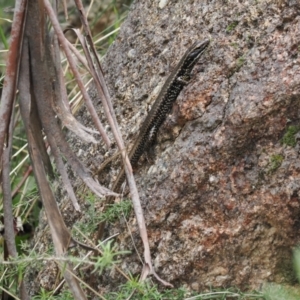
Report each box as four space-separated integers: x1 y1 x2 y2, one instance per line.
26 0 300 294
95 0 300 291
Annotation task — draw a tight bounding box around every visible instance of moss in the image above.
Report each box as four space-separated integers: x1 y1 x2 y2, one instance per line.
226 20 239 32
268 154 284 173
281 125 300 147
237 56 245 68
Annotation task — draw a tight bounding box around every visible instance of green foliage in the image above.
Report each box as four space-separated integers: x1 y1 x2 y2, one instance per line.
0 5 12 40
0 244 130 297
92 240 130 275
57 290 74 300
100 200 132 223
268 154 284 173
281 125 300 147
262 283 300 300
56 290 74 300
262 248 300 300
74 190 131 237
75 190 102 233
0 25 8 49
293 247 300 282
32 288 73 300
0 1 13 73
32 288 57 300
105 281 265 300
105 278 187 300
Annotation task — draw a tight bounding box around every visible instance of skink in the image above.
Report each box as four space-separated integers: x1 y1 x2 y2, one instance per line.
111 39 210 193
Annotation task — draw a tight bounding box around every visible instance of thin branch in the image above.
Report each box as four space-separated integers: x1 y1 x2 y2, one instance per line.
66 38 89 71
0 0 27 172
2 53 30 300
2 113 17 257
11 165 32 198
19 30 86 298
51 31 99 144
0 286 21 300
53 232 120 295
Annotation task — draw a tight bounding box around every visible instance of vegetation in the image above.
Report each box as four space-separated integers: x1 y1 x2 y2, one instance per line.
262 247 300 300
0 0 136 298
1 0 300 299
237 56 246 68
268 154 284 173
281 125 300 147
226 21 239 33
3 245 300 299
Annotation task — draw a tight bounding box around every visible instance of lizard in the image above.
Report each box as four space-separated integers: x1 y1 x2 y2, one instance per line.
110 39 210 194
